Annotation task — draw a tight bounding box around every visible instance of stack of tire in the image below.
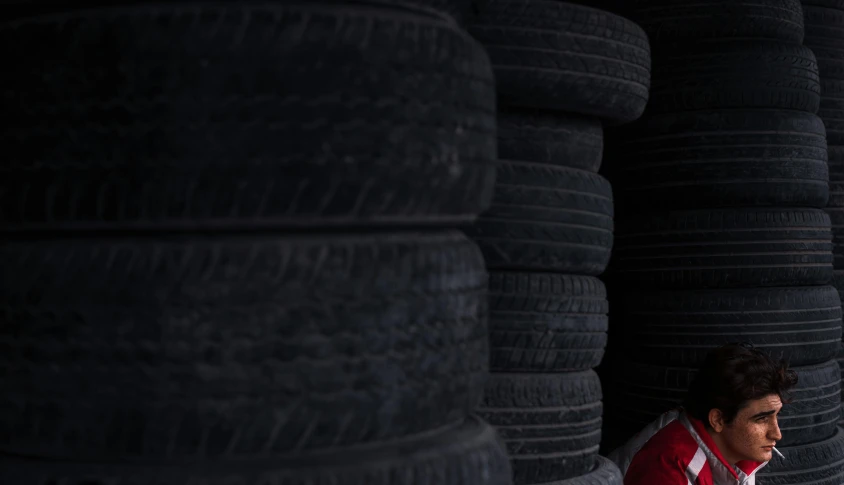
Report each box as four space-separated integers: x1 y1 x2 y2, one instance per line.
0 2 514 484
801 0 844 428
601 1 844 484
465 1 651 483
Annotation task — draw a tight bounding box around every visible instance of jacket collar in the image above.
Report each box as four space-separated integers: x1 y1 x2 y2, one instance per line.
681 412 768 482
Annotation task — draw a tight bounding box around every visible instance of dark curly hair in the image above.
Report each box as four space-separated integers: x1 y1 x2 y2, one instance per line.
683 343 799 426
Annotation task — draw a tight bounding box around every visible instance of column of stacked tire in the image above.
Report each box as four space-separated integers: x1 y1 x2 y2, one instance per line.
801 0 844 428
465 1 650 483
0 2 514 484
601 1 844 484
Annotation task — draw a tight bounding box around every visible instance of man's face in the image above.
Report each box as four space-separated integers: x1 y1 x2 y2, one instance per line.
718 394 783 463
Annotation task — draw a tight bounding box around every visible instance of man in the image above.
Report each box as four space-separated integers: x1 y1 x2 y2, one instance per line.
608 343 798 485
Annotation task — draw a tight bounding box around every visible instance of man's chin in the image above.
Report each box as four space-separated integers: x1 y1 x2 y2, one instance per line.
757 449 774 462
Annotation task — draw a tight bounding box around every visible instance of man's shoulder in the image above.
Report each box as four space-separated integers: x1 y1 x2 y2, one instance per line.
638 418 703 461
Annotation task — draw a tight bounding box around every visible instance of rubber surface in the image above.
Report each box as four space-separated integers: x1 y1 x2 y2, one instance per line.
609 360 841 447
498 108 604 172
467 163 614 274
479 371 603 483
488 272 608 371
468 0 651 124
555 455 623 485
0 232 490 459
757 426 844 485
627 0 804 43
619 286 843 367
0 416 514 485
648 41 820 114
1 3 497 231
612 109 829 209
613 208 834 289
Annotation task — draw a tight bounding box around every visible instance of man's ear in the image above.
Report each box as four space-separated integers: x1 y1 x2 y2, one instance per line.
708 408 725 433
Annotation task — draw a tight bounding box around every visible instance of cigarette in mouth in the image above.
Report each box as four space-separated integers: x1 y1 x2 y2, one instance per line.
772 446 785 459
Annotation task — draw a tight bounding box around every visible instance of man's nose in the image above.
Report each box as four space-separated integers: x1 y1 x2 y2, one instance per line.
770 418 783 441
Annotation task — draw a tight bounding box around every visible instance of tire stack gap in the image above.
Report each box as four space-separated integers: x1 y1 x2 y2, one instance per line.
801 0 844 429
0 2 514 484
600 1 844 483
466 1 651 483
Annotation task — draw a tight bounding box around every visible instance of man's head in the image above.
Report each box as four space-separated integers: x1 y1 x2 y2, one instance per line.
682 343 798 464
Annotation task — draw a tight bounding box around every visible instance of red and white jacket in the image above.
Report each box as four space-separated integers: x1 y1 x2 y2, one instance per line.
607 409 769 485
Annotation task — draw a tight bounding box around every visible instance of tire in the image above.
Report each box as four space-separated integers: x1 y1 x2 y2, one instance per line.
555 456 622 485
609 360 841 447
619 286 843 367
0 232 490 459
479 372 603 483
628 0 804 44
498 108 604 172
803 0 844 11
648 41 820 114
613 208 834 289
828 207 844 268
838 343 844 425
835 270 844 304
0 3 497 231
488 272 608 372
467 163 614 274
467 0 651 124
757 426 844 485
804 5 844 49
613 109 829 209
0 416 513 485
819 80 844 145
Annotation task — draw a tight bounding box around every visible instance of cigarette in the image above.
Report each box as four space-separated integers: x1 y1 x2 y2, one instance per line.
772 446 785 460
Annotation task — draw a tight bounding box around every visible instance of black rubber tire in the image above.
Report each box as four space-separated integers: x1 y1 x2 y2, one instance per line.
628 0 804 44
757 426 844 485
467 163 613 275
613 208 834 289
0 232 490 459
804 5 844 49
619 286 843 367
479 371 603 484
555 456 623 485
612 109 829 210
498 108 604 172
838 343 844 425
803 0 844 11
488 272 608 372
835 270 844 304
647 41 820 114
609 360 841 447
467 0 651 124
0 3 497 231
0 416 513 485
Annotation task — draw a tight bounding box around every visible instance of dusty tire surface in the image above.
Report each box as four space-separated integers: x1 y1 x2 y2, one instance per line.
613 208 834 289
619 286 843 367
1 3 497 230
0 232 490 459
627 0 805 43
488 272 608 371
468 0 651 123
498 108 604 171
648 41 820 114
613 109 829 209
467 163 614 274
0 416 514 485
479 372 603 483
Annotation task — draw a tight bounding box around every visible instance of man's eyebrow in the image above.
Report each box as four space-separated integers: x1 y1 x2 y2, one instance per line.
750 410 777 419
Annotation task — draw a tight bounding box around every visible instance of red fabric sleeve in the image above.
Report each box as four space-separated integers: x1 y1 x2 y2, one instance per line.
624 446 692 485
